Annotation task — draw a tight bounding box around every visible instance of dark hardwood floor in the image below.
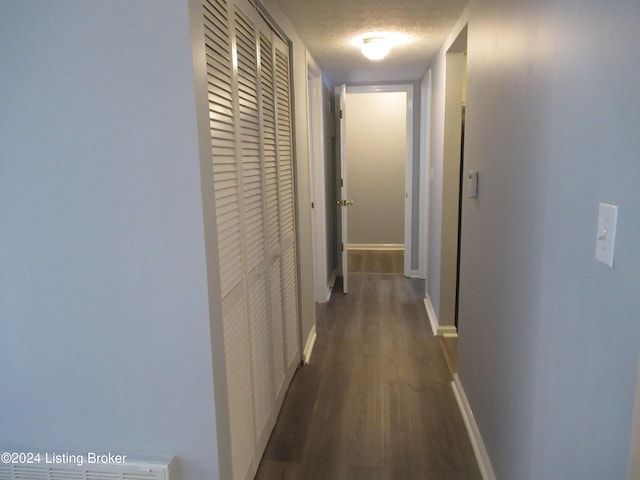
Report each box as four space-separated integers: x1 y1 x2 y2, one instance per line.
254 272 481 480
348 249 404 274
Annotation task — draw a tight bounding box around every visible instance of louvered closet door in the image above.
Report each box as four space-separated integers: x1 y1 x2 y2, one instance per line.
274 36 300 381
202 0 299 478
203 1 254 479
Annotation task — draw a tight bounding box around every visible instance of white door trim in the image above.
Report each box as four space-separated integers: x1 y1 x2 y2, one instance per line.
306 54 329 303
337 84 349 293
419 70 432 281
346 84 414 277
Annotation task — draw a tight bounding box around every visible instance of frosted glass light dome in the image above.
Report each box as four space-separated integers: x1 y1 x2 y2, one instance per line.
361 37 390 60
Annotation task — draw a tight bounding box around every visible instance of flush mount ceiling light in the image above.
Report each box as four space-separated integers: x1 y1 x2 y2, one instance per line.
353 32 410 62
361 37 390 60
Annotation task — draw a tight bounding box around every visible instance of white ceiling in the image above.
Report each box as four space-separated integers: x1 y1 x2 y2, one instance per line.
271 0 467 84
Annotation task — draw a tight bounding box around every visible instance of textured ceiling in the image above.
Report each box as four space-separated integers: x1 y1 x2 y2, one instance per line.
271 0 467 84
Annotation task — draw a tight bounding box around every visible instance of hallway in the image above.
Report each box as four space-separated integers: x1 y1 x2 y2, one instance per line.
255 273 481 479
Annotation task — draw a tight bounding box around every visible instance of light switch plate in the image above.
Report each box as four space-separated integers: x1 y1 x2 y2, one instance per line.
595 203 618 268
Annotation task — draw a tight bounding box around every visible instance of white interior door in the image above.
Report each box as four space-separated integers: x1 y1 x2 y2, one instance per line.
336 84 350 293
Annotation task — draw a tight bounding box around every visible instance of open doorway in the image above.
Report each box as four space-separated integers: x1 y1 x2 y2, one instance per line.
333 84 415 291
345 88 408 273
435 25 467 371
441 25 467 331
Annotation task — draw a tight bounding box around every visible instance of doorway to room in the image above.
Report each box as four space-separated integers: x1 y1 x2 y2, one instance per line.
346 89 407 268
441 25 467 331
334 84 414 293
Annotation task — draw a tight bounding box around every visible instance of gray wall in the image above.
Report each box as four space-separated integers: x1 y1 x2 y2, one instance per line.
449 0 640 478
346 92 407 246
629 359 640 479
0 2 219 478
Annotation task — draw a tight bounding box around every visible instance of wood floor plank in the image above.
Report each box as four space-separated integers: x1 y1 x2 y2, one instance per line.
255 460 305 480
348 249 404 274
255 274 481 480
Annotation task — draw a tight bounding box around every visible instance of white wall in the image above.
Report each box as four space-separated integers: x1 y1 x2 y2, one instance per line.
0 2 219 478
448 0 640 478
345 92 407 246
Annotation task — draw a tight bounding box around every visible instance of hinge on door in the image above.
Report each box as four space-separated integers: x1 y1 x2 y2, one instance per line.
341 243 344 252
340 109 343 119
311 201 315 208
341 178 343 187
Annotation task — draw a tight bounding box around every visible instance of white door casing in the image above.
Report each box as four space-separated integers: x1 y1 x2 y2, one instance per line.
336 84 349 293
306 55 329 303
343 84 414 277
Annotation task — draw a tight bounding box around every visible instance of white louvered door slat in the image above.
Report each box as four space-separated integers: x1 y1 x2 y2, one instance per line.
260 31 279 256
228 2 261 477
273 36 300 381
235 0 276 464
204 1 254 480
275 46 295 248
204 0 243 300
260 30 286 406
268 255 285 398
247 268 272 454
235 6 264 275
222 285 253 480
282 243 299 367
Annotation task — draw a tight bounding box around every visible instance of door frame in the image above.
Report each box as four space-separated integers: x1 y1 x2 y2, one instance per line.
306 54 330 303
331 84 350 293
344 83 415 277
435 24 468 333
419 71 432 281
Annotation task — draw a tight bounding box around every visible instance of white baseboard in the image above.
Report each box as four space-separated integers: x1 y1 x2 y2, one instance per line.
328 270 337 289
302 325 317 365
348 243 404 251
317 283 331 304
438 325 458 337
423 294 439 337
326 270 337 302
325 287 332 303
407 269 420 278
451 373 497 480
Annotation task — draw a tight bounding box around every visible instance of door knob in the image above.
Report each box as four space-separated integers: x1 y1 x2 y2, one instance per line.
336 200 354 206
